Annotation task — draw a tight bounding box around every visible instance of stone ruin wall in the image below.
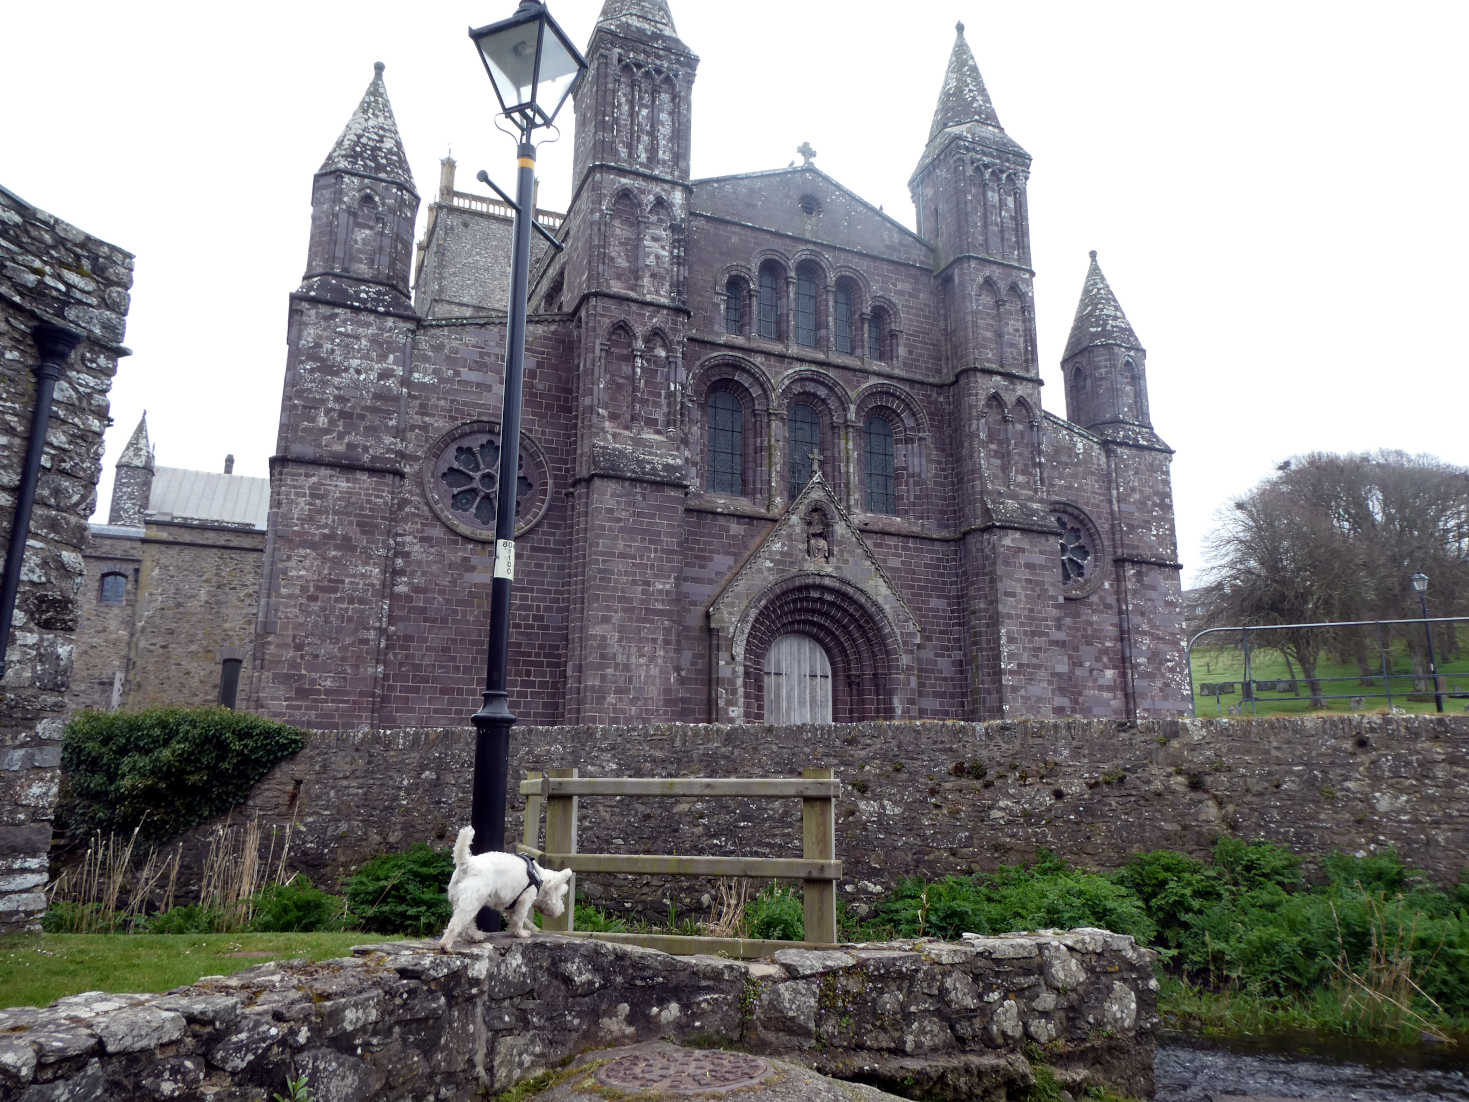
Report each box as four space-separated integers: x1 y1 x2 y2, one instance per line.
0 930 1157 1101
141 713 1469 918
0 186 131 932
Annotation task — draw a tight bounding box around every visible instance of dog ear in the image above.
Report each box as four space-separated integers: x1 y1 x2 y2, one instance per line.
554 867 573 886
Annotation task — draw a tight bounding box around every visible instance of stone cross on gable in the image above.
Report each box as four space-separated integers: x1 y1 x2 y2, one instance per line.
797 142 817 167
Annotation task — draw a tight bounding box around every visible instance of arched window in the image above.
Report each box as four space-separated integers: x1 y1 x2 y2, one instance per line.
787 401 821 499
794 261 823 348
707 389 744 495
833 280 856 355
724 276 746 335
758 261 783 340
863 413 896 514
99 572 126 604
868 307 890 362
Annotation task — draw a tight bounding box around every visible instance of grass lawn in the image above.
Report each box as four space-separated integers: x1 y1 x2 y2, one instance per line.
1189 641 1469 717
0 932 407 1010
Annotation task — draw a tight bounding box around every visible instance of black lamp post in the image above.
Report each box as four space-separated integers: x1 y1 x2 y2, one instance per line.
465 1 586 927
1411 572 1444 713
0 322 82 682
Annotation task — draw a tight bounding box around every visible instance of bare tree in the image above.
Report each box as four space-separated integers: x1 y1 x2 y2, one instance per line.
1198 451 1468 708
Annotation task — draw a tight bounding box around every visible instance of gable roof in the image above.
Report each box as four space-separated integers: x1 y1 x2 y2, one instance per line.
148 468 269 531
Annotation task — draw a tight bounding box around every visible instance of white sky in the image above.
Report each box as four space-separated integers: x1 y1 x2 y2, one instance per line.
5 1 1467 587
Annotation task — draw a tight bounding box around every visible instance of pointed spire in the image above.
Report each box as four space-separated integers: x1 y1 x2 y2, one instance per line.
118 413 153 470
596 0 678 37
318 62 415 191
928 22 1002 140
1064 251 1141 360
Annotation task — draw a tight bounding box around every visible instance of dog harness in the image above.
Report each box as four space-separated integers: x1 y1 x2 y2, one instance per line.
508 853 543 907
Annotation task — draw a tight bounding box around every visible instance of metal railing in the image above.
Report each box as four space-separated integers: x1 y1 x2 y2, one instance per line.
1187 616 1468 716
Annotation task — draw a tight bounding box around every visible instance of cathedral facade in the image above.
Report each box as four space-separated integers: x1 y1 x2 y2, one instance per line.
247 0 1190 731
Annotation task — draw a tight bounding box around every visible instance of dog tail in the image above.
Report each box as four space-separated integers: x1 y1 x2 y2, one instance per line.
452 826 474 870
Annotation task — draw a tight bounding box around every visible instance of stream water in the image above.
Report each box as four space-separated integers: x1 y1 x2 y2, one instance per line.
1155 1036 1469 1101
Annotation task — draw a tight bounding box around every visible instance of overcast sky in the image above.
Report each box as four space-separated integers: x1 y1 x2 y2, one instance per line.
5 1 1467 587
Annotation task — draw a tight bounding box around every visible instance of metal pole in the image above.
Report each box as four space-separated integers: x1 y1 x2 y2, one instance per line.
0 323 82 681
469 136 537 931
1418 591 1444 713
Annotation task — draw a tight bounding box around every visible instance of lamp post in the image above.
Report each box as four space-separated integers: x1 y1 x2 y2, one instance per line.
465 2 586 928
1410 572 1444 714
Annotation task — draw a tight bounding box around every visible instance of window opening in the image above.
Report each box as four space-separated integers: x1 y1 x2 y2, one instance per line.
795 265 819 347
724 276 744 335
218 658 243 710
833 283 854 354
788 401 821 500
868 309 888 361
99 572 126 604
708 390 744 495
864 414 896 514
758 263 781 339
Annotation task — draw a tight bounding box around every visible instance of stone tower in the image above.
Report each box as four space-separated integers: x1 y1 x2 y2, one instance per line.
1060 252 1186 716
554 0 700 723
910 25 1058 717
108 414 154 528
249 63 420 728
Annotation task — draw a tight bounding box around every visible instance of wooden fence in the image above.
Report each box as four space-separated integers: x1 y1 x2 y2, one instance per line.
517 767 842 945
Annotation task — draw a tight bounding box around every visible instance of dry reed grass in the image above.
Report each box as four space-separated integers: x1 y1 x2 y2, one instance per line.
700 879 750 938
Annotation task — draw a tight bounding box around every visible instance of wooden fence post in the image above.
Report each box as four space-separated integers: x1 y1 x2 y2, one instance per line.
801 766 837 944
521 770 544 852
542 767 578 932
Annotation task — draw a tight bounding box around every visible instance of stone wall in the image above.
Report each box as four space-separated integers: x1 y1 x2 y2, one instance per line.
70 522 264 711
139 714 1469 914
0 931 1157 1101
0 185 130 931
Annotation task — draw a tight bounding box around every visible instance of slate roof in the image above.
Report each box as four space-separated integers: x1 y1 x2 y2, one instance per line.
148 468 269 531
1064 251 1142 360
318 62 416 192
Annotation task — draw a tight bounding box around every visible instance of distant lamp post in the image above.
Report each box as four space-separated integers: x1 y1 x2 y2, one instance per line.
1411 572 1444 714
465 2 587 929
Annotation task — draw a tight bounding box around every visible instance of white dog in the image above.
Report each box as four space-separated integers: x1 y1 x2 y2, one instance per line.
439 826 574 949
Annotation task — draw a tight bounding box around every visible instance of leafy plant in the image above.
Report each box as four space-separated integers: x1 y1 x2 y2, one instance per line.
273 1074 315 1102
251 878 346 933
62 707 306 843
146 904 223 935
343 843 453 936
746 883 804 941
574 903 629 933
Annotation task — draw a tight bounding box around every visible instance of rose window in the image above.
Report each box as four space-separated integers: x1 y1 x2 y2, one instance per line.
1057 515 1090 583
438 437 533 529
424 423 551 541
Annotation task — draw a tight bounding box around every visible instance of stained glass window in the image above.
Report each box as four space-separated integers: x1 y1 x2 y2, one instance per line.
724 276 744 335
868 308 889 362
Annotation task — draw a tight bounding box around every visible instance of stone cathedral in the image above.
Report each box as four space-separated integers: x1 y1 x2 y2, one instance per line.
243 0 1190 730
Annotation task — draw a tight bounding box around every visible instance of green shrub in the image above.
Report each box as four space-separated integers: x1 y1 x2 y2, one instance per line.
870 854 1154 944
747 883 804 941
62 707 306 843
251 878 347 933
147 903 224 935
573 903 629 933
343 844 453 936
1211 836 1302 893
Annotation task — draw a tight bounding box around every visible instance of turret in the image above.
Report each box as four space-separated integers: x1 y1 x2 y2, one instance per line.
1062 251 1152 433
298 62 419 316
108 414 154 527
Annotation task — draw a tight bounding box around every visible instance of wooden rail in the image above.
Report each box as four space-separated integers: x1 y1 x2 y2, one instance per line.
517 767 842 944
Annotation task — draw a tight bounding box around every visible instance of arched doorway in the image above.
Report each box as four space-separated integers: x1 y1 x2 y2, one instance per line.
763 633 832 723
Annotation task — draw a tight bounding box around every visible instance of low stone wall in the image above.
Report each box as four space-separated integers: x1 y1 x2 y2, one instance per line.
127 713 1469 915
0 930 1157 1101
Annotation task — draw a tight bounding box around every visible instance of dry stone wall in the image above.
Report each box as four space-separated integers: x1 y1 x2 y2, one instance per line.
0 931 1157 1101
143 714 1469 914
0 186 130 931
